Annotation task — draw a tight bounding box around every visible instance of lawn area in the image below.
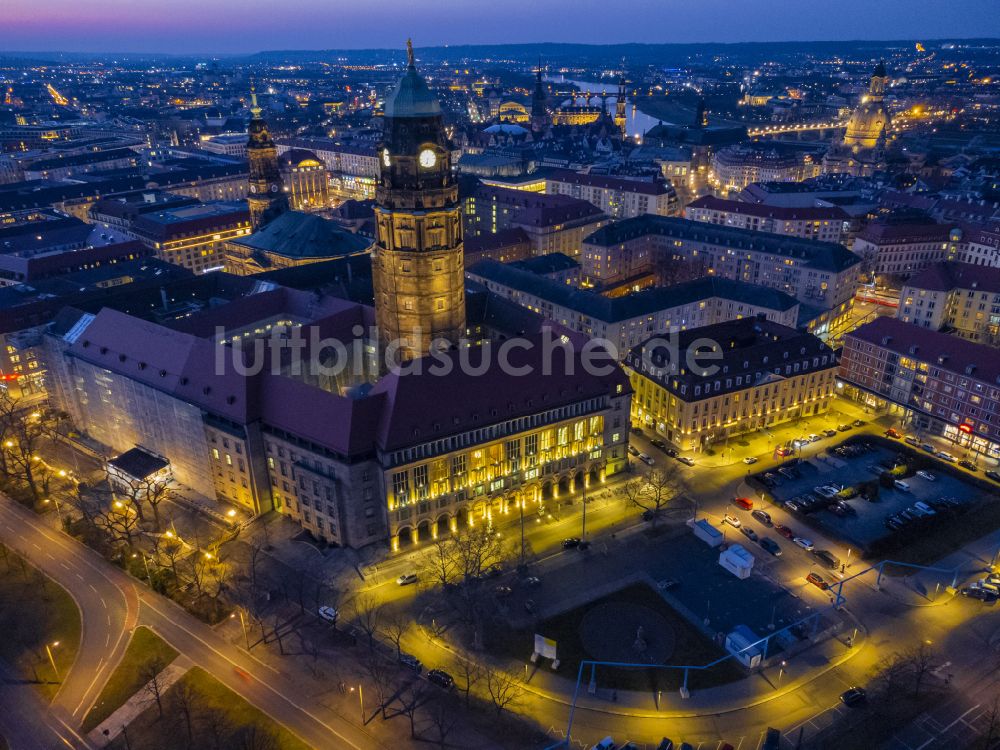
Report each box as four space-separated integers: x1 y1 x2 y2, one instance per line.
107 667 312 750
485 583 744 692
878 495 1000 575
0 543 81 701
82 626 179 732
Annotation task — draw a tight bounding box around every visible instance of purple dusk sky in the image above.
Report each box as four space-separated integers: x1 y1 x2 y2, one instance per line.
6 0 1000 54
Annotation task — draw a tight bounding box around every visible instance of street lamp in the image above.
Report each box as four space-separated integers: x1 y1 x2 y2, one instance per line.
45 641 60 680
351 684 364 723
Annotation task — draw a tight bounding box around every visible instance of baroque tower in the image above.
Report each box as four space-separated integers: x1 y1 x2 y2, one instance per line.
614 63 627 139
372 41 466 362
530 59 549 134
843 61 890 151
246 86 288 229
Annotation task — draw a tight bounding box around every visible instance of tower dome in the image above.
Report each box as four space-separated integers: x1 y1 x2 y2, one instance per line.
383 39 441 119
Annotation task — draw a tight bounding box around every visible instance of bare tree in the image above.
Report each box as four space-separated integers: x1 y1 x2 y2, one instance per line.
393 679 429 739
140 657 169 717
484 664 524 715
454 650 483 708
425 538 458 587
380 612 409 659
363 654 397 721
350 592 385 650
424 693 460 749
107 467 174 531
2 406 65 505
904 641 938 698
623 464 688 526
172 679 198 746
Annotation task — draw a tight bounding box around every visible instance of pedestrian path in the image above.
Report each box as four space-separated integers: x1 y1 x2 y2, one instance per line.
87 656 192 745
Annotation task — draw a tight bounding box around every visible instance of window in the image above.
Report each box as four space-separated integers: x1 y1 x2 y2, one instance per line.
392 471 410 504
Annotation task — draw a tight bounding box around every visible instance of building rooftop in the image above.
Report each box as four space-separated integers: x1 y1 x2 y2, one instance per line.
508 252 579 276
686 195 851 222
228 210 372 260
584 215 860 273
545 169 674 196
467 258 799 323
904 261 1000 294
627 317 834 399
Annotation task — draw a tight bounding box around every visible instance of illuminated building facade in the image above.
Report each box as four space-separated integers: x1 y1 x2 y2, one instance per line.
625 318 837 450
839 317 1000 460
278 149 330 211
130 201 252 273
371 41 466 361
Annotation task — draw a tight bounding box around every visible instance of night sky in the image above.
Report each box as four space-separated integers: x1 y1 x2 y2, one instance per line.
7 0 1000 55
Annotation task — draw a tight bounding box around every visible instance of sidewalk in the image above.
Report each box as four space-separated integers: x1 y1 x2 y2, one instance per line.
409 603 869 721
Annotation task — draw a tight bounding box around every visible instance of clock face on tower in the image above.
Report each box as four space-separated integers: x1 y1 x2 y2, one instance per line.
418 148 437 169
270 184 278 193
249 185 257 193
382 148 391 167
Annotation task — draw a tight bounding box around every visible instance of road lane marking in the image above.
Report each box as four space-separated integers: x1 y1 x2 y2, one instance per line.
101 597 107 609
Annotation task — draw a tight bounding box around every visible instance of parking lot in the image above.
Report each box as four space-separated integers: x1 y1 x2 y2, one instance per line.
756 438 982 552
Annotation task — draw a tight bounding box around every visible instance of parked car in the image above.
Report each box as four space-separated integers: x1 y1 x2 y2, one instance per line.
916 470 935 481
775 447 792 457
959 459 978 471
628 446 639 456
808 434 822 443
317 605 339 623
822 429 837 438
561 538 581 548
837 424 852 432
913 501 936 516
884 428 901 439
656 577 679 591
523 576 541 587
806 572 828 590
427 669 455 689
732 496 754 510
987 470 1000 483
783 500 801 513
779 467 799 480
759 537 782 556
840 687 867 707
399 653 423 672
774 524 795 539
852 419 865 427
813 549 840 569
494 585 512 598
743 456 759 465
723 514 742 528
904 436 920 446
921 443 935 453
894 480 911 492
638 453 654 466
751 510 772 526
740 526 758 542
677 456 695 466
396 573 418 586
650 438 666 450
664 447 679 458
937 451 957 462
793 537 815 551
961 586 998 602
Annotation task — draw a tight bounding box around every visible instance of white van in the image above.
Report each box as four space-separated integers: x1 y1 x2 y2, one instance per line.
894 480 910 492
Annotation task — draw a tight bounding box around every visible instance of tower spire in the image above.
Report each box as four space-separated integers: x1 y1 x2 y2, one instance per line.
406 38 415 68
249 79 261 118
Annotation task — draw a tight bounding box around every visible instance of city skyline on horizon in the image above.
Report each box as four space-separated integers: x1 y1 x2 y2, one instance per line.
6 0 1000 56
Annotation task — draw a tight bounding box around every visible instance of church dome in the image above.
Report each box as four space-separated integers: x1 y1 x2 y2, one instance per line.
384 41 441 119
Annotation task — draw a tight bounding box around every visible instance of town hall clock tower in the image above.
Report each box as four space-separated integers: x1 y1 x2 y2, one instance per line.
246 87 288 229
372 41 465 362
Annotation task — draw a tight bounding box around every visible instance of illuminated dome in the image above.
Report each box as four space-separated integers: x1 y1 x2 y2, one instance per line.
843 62 890 151
383 40 441 119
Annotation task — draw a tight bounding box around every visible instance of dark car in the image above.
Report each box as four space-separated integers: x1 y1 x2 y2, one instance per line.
959 459 978 472
759 538 782 556
494 585 512 598
840 687 867 707
650 438 666 450
561 538 581 548
987 471 1000 483
838 424 852 432
751 509 772 526
822 429 837 438
962 586 998 602
740 526 758 542
399 653 423 673
522 576 541 587
813 549 841 569
774 524 795 540
664 447 678 458
427 669 455 689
